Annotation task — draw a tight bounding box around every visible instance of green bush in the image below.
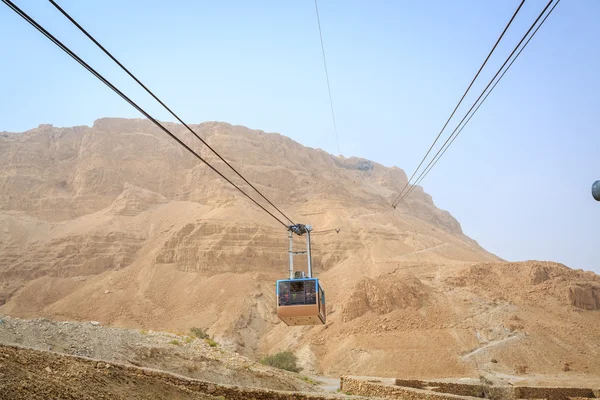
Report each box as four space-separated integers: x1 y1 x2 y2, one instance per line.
205 338 218 347
301 376 320 385
169 339 180 346
260 351 302 373
190 327 210 339
479 375 493 386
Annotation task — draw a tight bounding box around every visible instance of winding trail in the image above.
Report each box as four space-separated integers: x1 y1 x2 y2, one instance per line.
461 334 522 360
312 376 341 392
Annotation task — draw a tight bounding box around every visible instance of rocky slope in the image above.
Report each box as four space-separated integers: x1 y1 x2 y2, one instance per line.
0 118 598 380
0 316 317 392
0 344 344 400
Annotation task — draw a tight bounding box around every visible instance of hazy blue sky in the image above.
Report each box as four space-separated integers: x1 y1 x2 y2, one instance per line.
1 1 598 273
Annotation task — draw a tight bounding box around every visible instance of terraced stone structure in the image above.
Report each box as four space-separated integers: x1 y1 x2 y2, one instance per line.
341 376 600 400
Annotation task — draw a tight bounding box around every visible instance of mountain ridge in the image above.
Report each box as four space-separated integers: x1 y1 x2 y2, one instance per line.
1 118 598 380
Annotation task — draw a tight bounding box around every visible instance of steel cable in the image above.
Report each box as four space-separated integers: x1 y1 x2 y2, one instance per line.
392 0 526 207
400 0 560 201
2 0 290 228
48 0 295 226
314 0 341 155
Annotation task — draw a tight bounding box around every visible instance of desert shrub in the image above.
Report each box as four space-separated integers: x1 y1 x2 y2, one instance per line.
302 376 320 385
260 351 302 373
186 363 199 373
479 375 493 386
190 327 210 339
169 339 180 346
205 338 218 347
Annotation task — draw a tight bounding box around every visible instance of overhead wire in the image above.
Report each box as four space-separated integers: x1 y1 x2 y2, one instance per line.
1 0 291 228
311 228 340 235
392 0 526 208
406 0 562 199
401 0 558 201
399 0 560 201
48 0 295 226
314 0 341 155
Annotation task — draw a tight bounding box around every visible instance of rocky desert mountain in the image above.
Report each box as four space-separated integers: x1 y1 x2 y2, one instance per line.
1 118 599 380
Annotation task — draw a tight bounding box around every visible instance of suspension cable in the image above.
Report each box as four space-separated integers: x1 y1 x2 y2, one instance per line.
314 0 341 155
311 228 340 235
400 0 559 201
2 0 290 228
48 0 295 226
392 0 526 207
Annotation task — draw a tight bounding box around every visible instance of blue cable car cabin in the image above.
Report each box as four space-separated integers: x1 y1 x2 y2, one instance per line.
276 277 326 326
277 224 327 326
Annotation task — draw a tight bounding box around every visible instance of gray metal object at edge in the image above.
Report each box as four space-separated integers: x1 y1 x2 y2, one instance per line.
593 180 600 201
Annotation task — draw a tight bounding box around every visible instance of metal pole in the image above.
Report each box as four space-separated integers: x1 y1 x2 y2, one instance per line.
289 230 294 279
306 230 312 278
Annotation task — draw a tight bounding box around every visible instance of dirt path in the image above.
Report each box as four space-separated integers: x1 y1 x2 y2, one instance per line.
414 243 448 254
460 334 522 360
312 376 341 392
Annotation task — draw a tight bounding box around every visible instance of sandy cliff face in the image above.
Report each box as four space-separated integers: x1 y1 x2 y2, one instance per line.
1 118 598 379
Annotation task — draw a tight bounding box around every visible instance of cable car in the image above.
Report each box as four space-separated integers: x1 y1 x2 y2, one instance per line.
593 180 600 201
277 276 326 326
276 224 326 326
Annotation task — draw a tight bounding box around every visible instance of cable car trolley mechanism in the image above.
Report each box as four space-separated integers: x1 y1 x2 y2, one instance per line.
276 224 326 326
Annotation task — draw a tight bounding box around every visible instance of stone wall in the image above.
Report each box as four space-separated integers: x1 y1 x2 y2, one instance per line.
344 376 599 400
341 377 473 400
514 386 596 400
395 380 485 397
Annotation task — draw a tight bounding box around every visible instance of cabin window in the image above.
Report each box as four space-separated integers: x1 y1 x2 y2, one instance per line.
278 282 290 306
278 280 317 306
318 285 326 321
